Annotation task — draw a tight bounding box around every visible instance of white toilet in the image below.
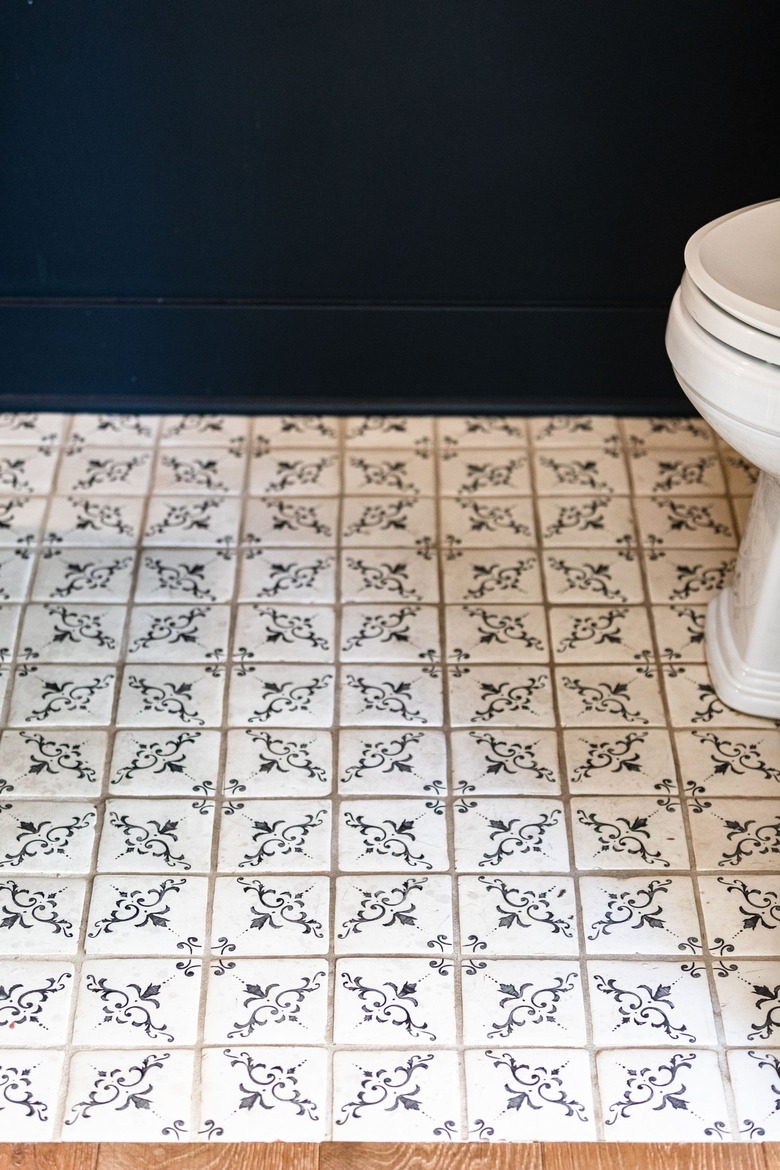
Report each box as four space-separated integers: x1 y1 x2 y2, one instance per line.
666 198 780 718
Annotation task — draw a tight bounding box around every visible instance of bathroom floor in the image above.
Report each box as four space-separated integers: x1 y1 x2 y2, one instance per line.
0 410 778 1146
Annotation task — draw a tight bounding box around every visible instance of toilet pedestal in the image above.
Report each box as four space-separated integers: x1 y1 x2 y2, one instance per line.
706 470 780 717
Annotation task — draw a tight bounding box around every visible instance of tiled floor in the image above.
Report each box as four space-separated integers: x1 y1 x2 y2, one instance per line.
0 410 778 1143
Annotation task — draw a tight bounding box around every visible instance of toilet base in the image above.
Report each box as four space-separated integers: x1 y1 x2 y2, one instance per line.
706 589 780 719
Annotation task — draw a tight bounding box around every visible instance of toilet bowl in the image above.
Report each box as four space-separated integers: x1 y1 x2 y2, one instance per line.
665 198 780 718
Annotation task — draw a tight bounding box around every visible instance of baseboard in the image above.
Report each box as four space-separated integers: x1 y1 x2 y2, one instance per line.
0 303 690 415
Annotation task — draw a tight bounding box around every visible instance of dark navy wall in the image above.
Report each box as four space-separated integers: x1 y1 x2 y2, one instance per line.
1 1 778 412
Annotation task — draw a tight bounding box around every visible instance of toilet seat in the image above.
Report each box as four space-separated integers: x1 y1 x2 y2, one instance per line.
680 271 780 365
684 198 780 336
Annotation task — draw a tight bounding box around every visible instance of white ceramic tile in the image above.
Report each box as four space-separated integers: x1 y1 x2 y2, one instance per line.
62 1049 195 1141
203 957 329 1044
581 876 701 955
341 604 440 663
623 416 715 449
458 875 577 956
341 495 436 547
727 1049 780 1139
339 798 449 873
238 548 336 603
534 448 629 495
8 665 116 727
344 415 434 446
0 496 47 546
462 958 585 1045
217 799 331 873
448 666 555 727
70 414 159 446
465 1048 595 1141
597 1049 730 1140
202 1046 327 1140
56 447 153 496
0 876 86 955
698 874 780 956
335 873 453 954
531 415 619 448
109 729 222 797
19 603 126 663
344 448 435 496
96 798 215 874
340 666 443 726
134 547 237 604
243 496 338 546
589 959 716 1046
439 449 531 497
0 729 107 798
0 959 74 1045
160 414 248 445
675 728 780 798
450 729 561 795
0 445 58 495
543 547 645 604
445 604 549 664
571 796 690 870
556 666 666 727
153 445 247 495
440 496 536 547
629 449 726 496
549 605 653 664
442 549 543 604
652 604 707 664
250 448 340 496
234 602 335 662
688 799 780 871
332 1049 460 1140
0 1050 65 1139
334 956 456 1044
228 664 335 727
341 548 439 603
453 797 568 873
85 874 209 955
143 495 241 546
437 415 528 447
716 961 780 1045
210 875 330 955
126 604 230 663
45 495 144 546
538 495 636 547
0 800 97 873
31 548 136 604
563 729 676 795
251 415 339 447
0 413 66 445
0 547 35 602
225 728 332 797
338 729 447 796
72 957 202 1047
116 665 224 728
634 496 737 548
642 548 735 604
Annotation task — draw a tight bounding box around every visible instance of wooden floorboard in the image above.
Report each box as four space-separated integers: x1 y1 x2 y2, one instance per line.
2 1144 780 1169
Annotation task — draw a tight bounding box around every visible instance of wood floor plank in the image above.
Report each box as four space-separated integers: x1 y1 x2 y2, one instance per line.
543 1143 779 1170
94 1143 319 1170
319 1143 543 1170
0 1148 98 1170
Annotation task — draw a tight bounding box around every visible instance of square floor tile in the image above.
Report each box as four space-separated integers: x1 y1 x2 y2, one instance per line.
116 665 224 728
0 729 107 797
462 958 585 1045
623 417 715 449
580 875 701 955
716 961 780 1045
56 446 153 496
652 604 707 663
341 547 439 603
8 665 116 727
201 1046 330 1141
70 414 158 446
643 548 736 604
345 448 434 496
571 796 690 870
85 874 209 955
542 548 644 605
144 495 241 546
0 959 75 1046
341 666 443 726
339 798 449 873
445 604 549 664
45 495 144 546
688 799 780 871
675 728 780 798
341 603 440 663
72 956 202 1047
31 548 136 604
108 729 222 797
217 799 331 873
160 414 248 445
96 798 215 874
664 665 777 729
0 876 86 955
634 496 736 548
449 666 555 727
440 496 536 547
538 495 635 547
442 549 543 604
210 875 330 955
126 604 231 663
556 666 666 727
438 415 528 447
465 1048 595 1141
0 445 58 495
629 448 726 496
563 729 676 795
341 495 436 547
450 729 561 795
225 728 332 797
728 1049 780 1139
62 1049 195 1141
251 415 338 447
549 605 653 664
335 873 453 954
0 801 97 873
243 497 338 547
531 415 619 448
234 602 335 663
453 798 568 873
337 729 447 796
134 548 237 604
333 1049 460 1141
0 1050 65 1139
19 603 127 663
334 956 456 1044
203 957 328 1044
345 416 434 446
153 445 247 495
698 874 780 956
228 664 335 727
250 448 340 496
439 449 531 497
597 1049 730 1140
589 959 717 1045
458 874 577 956
237 547 336 603
534 448 629 496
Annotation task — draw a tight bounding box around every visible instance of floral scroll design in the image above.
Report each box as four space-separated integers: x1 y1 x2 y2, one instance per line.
336 1053 438 1125
84 974 175 1043
222 1049 319 1119
485 972 579 1039
477 875 574 939
471 676 548 723
125 676 205 726
575 808 671 867
236 809 327 868
546 556 628 602
344 556 422 600
475 808 563 868
27 675 113 722
463 556 537 600
340 972 436 1040
343 810 432 870
226 972 325 1038
342 732 440 792
337 877 429 940
561 676 648 724
593 974 696 1042
142 556 217 602
253 556 334 599
64 1052 174 1126
249 675 332 723
604 1052 701 1126
0 810 95 868
106 811 191 870
87 878 188 939
0 878 76 938
235 877 324 940
0 970 72 1031
233 730 327 789
461 731 556 791
344 675 425 723
486 1051 589 1121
